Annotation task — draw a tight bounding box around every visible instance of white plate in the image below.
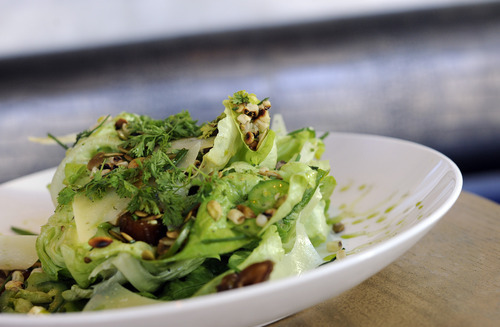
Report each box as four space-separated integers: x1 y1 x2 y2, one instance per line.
0 133 462 327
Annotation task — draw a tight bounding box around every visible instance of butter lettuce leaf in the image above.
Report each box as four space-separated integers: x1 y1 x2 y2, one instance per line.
276 127 325 165
200 91 276 174
164 172 263 262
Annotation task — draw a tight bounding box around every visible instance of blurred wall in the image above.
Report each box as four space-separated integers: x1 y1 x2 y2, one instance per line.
0 3 499 201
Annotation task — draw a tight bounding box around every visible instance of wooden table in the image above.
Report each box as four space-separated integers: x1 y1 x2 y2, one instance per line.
271 191 500 327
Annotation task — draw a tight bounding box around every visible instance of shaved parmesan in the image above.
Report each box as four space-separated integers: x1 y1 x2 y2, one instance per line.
0 235 38 270
73 192 130 243
170 137 214 169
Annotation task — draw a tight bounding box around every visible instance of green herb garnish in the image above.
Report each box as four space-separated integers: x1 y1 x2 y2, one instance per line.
121 111 200 158
47 133 69 150
10 227 37 235
230 91 250 105
74 115 110 146
257 97 269 105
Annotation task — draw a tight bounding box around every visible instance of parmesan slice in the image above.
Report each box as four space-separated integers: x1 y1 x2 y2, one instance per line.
73 192 130 243
0 235 38 270
170 137 214 169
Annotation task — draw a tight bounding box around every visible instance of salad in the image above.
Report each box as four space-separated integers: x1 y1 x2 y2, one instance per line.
0 91 343 314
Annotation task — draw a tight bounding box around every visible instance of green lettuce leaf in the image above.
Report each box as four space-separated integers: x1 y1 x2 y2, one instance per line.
82 272 161 311
37 204 154 288
159 265 216 301
270 221 324 280
200 91 276 173
276 127 325 166
50 114 132 205
165 172 263 262
89 252 204 293
273 166 331 250
192 225 284 297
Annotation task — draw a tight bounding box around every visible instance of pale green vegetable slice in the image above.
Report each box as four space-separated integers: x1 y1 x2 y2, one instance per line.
0 235 38 270
270 221 323 280
73 192 129 243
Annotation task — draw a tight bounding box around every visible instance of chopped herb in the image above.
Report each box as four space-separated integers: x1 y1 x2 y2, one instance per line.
47 133 69 150
200 113 225 139
230 91 250 105
257 97 269 105
10 227 37 235
320 247 345 266
319 132 329 140
57 187 78 206
288 127 315 136
120 111 201 158
74 115 110 146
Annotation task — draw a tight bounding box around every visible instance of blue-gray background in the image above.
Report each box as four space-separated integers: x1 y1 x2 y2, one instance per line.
0 1 498 202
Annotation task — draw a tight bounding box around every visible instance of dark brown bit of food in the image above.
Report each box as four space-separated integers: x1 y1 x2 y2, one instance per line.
108 229 128 242
115 118 128 129
118 212 166 245
20 268 33 281
188 185 200 196
217 273 240 292
84 257 92 263
156 237 175 256
237 260 274 287
87 152 106 171
88 236 113 248
275 160 287 170
244 108 256 118
333 222 345 233
257 108 267 118
264 208 277 217
244 132 255 145
216 260 274 292
249 140 259 151
106 155 127 168
87 152 128 173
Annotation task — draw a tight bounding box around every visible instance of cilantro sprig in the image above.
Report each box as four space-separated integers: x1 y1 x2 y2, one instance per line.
230 92 250 106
